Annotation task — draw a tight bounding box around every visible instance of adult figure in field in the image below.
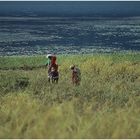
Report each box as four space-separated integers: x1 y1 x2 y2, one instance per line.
46 54 59 83
70 65 81 85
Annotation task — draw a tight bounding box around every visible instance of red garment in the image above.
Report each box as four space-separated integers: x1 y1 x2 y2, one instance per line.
48 63 58 73
51 56 56 65
48 55 57 73
51 63 58 72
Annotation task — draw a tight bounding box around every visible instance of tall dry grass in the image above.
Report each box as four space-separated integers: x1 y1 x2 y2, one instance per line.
0 53 140 138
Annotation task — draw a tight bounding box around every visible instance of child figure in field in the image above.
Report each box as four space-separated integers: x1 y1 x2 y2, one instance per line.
70 65 81 85
46 54 59 83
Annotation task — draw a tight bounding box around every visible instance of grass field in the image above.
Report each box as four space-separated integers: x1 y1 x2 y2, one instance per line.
0 52 140 138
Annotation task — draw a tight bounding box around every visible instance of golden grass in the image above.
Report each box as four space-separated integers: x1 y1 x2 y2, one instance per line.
0 53 140 138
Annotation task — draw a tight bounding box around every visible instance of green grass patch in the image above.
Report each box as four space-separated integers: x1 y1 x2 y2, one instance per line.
0 52 140 138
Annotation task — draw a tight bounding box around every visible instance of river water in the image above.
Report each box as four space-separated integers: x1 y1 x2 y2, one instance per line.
0 17 140 55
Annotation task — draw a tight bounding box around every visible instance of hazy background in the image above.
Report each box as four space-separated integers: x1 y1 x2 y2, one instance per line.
0 1 140 55
0 1 140 17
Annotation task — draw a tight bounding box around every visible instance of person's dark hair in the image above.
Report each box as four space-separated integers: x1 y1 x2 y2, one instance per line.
70 65 75 70
48 56 52 59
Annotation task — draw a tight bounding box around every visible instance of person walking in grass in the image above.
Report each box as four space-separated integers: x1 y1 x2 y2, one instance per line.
46 54 59 83
70 65 81 85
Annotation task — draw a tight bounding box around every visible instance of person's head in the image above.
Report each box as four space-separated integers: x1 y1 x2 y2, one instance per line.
46 54 53 59
70 65 75 70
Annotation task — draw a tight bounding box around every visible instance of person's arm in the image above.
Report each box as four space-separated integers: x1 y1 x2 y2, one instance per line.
46 59 50 66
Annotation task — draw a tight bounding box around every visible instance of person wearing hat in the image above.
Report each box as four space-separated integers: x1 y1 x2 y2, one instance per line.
70 65 81 85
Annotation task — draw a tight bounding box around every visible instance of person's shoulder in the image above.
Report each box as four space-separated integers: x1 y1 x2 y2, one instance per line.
76 67 80 70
